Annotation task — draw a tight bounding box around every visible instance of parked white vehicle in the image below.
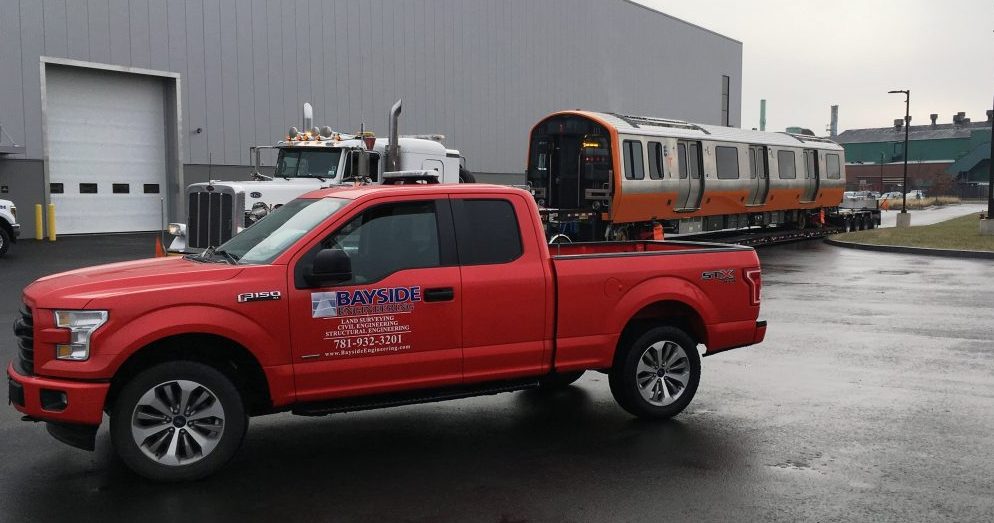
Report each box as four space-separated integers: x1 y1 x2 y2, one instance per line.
906 190 926 200
0 198 20 257
168 100 473 253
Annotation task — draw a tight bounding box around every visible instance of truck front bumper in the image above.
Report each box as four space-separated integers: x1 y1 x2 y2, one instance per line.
7 361 108 427
11 223 19 240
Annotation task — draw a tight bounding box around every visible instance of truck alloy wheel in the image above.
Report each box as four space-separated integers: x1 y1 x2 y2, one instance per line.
609 326 701 419
110 361 247 481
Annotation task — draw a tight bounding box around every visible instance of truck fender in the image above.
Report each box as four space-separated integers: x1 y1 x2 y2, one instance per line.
102 305 287 374
608 276 719 348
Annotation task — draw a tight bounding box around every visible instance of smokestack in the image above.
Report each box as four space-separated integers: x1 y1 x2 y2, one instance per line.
894 118 904 130
930 114 938 127
830 105 838 138
386 99 402 172
302 102 313 133
760 99 767 131
953 112 965 125
987 109 993 122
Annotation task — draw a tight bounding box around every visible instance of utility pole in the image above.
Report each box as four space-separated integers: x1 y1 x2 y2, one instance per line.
889 90 911 227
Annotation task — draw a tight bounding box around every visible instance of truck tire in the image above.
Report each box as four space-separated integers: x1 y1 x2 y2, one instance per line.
110 361 248 482
538 371 585 390
0 226 9 257
459 167 476 183
609 326 701 419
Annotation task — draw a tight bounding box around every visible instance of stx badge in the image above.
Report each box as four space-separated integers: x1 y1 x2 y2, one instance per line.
701 270 736 283
237 291 282 303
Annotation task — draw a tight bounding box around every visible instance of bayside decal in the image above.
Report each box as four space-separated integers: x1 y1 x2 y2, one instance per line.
312 286 422 318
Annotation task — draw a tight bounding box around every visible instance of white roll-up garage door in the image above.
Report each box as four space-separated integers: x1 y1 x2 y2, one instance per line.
46 66 167 234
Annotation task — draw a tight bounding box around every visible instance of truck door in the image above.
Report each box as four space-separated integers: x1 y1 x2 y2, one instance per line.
451 196 551 382
803 149 820 201
676 141 704 210
748 145 769 205
287 198 463 401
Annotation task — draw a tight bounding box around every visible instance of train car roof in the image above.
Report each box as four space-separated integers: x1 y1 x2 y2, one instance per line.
561 111 844 151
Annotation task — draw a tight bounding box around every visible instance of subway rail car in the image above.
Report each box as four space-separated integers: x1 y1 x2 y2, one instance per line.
526 111 848 241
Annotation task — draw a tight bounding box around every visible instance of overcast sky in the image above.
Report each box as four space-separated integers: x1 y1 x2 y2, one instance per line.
639 0 994 134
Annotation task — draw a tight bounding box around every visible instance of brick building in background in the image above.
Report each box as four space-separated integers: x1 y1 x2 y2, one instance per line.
834 110 992 197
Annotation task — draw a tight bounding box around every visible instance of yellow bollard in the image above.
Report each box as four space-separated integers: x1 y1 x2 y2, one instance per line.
47 203 56 241
34 204 43 240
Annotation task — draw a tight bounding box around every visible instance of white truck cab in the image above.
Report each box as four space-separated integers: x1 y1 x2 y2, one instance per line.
0 198 20 257
169 100 472 252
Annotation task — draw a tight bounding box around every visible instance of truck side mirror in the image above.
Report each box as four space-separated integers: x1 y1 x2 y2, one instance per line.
307 248 352 286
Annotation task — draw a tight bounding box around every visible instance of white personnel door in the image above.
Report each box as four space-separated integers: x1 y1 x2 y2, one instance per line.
46 66 167 234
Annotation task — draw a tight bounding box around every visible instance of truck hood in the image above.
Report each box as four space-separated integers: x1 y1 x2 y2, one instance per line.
24 257 243 309
193 179 330 209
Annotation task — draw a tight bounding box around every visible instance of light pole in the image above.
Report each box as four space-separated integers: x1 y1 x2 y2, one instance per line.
888 90 911 215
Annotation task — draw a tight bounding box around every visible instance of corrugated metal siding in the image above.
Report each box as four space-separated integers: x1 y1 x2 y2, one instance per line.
0 0 741 174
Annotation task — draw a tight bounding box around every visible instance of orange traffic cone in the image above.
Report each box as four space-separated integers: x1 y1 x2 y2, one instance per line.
155 237 166 257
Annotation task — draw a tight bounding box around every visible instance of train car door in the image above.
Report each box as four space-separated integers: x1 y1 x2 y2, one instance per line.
802 149 820 202
550 137 582 209
676 141 704 210
748 145 769 205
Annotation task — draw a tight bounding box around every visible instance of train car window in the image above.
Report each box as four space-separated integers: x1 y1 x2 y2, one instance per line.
749 149 757 179
648 142 663 179
689 143 702 179
677 144 688 179
777 150 796 179
827 154 841 179
623 140 645 180
715 146 739 180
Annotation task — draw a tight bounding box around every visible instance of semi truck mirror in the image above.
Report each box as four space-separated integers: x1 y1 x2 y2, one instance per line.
307 248 352 286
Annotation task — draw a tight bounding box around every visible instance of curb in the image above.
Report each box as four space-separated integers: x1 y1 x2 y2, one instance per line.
824 237 994 260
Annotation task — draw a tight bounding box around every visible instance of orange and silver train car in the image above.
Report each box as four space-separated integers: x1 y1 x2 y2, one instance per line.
526 111 846 241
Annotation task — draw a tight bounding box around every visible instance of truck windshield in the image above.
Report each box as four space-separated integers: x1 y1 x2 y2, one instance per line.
274 149 343 179
218 197 349 264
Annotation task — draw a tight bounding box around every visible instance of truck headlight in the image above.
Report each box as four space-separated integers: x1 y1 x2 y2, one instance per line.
168 223 187 237
54 310 109 361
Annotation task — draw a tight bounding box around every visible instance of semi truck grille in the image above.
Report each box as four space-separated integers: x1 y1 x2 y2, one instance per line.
187 191 235 249
13 304 34 376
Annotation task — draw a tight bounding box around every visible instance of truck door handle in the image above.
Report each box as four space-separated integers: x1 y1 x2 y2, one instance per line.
424 287 454 302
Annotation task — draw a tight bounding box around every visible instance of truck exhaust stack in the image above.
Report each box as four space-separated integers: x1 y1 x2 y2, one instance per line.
387 99 402 172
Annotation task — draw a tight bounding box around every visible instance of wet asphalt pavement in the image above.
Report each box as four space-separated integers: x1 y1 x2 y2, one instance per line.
1 233 993 522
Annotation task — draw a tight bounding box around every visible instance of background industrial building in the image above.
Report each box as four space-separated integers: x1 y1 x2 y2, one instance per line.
835 110 993 198
0 0 742 234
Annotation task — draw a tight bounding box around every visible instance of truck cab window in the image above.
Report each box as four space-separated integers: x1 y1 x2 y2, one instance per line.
322 201 441 285
452 199 523 265
275 149 343 179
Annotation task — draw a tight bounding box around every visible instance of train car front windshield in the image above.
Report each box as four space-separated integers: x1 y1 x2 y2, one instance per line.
527 115 612 212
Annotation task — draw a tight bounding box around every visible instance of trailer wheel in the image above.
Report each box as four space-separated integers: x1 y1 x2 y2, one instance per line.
458 167 476 183
866 215 876 229
609 326 701 419
538 371 585 390
110 361 248 482
0 226 10 257
843 216 852 233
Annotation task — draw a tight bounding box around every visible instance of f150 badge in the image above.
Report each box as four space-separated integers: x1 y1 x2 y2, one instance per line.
701 270 736 283
237 291 282 303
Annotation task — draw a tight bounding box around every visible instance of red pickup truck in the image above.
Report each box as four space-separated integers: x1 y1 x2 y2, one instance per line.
8 183 765 481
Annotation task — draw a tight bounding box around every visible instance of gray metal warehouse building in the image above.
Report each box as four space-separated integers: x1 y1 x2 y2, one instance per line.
0 0 741 234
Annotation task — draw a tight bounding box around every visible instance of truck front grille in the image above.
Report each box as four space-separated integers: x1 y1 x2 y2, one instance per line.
187 191 235 249
13 304 33 376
